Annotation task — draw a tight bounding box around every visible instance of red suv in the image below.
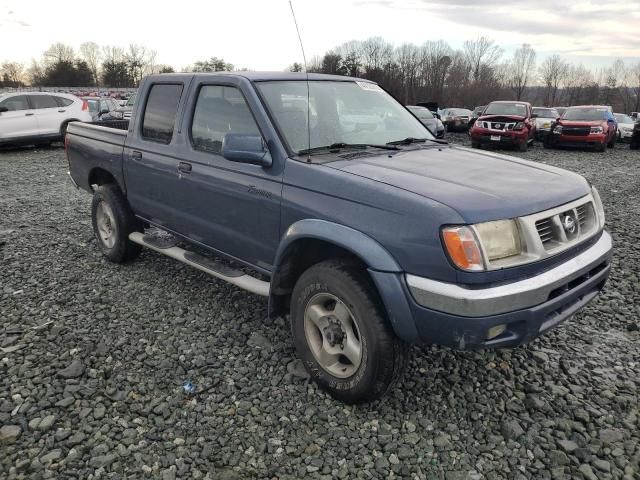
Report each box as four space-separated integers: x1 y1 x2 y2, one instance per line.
470 101 536 151
544 106 617 152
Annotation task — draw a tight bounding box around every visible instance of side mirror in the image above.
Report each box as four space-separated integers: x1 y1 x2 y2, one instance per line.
433 112 441 120
100 108 109 115
222 133 272 167
0 106 8 113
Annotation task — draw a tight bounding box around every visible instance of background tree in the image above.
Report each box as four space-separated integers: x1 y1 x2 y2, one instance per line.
189 57 234 72
539 55 567 106
508 44 536 100
79 42 102 85
0 62 25 87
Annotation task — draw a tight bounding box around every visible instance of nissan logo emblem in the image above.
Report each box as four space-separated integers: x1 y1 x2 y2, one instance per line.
562 214 577 234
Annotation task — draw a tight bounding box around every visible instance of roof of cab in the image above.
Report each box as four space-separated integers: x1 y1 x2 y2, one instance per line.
145 71 373 83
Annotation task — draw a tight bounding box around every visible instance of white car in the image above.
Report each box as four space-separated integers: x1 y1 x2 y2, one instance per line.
0 92 92 147
532 107 559 140
614 113 635 142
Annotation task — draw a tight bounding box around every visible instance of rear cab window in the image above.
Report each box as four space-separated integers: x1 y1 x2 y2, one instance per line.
141 84 183 144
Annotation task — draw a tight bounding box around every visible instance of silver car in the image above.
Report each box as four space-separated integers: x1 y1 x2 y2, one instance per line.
407 106 445 138
614 113 635 142
532 107 559 140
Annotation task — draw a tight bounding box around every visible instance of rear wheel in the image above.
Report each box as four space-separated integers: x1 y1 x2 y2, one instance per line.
91 184 142 263
290 260 407 403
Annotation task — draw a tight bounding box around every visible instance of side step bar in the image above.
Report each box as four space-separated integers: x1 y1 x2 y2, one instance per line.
128 232 270 297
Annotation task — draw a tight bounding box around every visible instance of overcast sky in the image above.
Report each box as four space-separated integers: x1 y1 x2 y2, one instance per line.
1 0 639 70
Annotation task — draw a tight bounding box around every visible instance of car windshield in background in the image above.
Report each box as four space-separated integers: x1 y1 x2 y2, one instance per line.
256 80 433 153
533 108 558 118
562 108 607 121
615 114 634 123
484 103 528 116
126 94 136 106
408 106 434 119
447 108 471 116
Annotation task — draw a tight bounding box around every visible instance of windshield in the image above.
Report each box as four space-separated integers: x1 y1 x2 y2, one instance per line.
615 114 633 124
484 103 528 116
533 108 558 118
256 80 433 153
85 99 100 113
562 108 607 121
126 94 136 106
408 106 434 119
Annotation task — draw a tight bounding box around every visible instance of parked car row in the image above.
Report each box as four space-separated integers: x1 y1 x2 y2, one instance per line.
463 100 638 152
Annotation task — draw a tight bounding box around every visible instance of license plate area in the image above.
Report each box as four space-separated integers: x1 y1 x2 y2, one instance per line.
490 135 501 141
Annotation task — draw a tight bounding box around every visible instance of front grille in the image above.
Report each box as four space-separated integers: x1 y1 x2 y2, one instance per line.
534 201 596 250
481 121 516 131
535 218 553 244
563 127 590 136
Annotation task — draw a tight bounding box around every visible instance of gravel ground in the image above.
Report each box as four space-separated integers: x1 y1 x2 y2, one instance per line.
1 138 639 480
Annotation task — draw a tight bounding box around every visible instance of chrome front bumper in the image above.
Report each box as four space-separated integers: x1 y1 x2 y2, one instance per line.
406 230 612 317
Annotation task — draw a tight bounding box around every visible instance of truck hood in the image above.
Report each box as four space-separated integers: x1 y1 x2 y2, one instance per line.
478 114 526 122
325 145 590 223
559 120 603 127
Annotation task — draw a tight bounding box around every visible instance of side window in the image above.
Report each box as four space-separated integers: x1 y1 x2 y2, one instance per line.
141 84 183 144
54 97 74 107
0 95 29 111
30 95 58 109
100 101 109 112
191 85 260 155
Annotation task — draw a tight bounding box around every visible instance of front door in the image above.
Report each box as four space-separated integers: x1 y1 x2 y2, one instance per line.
176 83 283 270
0 95 38 140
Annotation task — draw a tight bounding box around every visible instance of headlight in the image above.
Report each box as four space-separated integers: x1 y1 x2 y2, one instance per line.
590 126 603 134
513 122 525 131
622 127 632 132
591 186 606 229
442 220 521 271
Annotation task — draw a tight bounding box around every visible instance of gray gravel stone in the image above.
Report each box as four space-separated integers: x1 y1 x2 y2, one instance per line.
58 359 85 379
0 136 638 479
0 425 21 445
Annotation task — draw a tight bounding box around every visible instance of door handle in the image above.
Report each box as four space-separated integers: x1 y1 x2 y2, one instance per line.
131 151 142 161
177 162 192 174
58 109 66 113
25 113 34 116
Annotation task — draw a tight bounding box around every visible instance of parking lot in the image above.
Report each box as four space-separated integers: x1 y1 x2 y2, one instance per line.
1 137 639 479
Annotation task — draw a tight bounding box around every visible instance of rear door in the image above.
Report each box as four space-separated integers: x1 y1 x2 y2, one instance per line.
29 95 62 135
123 81 186 228
0 95 38 139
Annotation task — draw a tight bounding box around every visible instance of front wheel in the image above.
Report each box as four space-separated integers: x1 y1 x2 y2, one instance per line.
91 184 142 263
518 140 528 152
290 260 407 403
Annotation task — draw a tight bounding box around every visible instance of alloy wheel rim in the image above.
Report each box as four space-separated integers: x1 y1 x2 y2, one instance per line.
303 293 363 379
96 201 117 249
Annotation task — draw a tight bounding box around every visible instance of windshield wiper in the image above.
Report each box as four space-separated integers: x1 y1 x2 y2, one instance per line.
386 137 428 145
298 142 399 155
387 137 448 146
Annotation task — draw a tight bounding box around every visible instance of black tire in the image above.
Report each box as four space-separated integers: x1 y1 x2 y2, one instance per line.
290 260 407 403
91 184 142 263
471 140 480 149
518 140 528 152
607 136 616 149
60 121 70 139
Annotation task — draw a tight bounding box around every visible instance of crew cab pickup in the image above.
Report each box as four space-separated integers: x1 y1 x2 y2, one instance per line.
66 73 612 403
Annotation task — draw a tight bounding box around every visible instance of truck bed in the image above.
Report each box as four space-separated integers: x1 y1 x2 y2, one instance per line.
66 122 129 193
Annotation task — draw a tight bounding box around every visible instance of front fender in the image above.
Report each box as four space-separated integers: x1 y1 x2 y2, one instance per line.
274 219 401 273
270 219 420 343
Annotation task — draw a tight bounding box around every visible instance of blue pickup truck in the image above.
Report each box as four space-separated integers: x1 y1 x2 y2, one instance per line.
66 72 612 403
